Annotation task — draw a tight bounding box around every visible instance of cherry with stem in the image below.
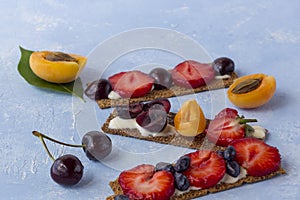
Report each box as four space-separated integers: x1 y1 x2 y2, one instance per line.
32 130 112 186
32 131 84 186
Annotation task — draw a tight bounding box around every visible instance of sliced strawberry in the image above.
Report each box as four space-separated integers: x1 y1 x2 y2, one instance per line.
108 71 126 88
206 108 257 146
171 60 215 88
230 138 281 177
215 108 238 119
118 164 175 200
183 150 226 189
108 71 154 98
206 117 245 146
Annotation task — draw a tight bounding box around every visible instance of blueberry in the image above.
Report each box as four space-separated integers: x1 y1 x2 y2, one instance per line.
226 160 240 177
224 146 236 161
155 162 175 174
216 149 224 158
175 155 191 172
114 194 130 200
174 172 190 191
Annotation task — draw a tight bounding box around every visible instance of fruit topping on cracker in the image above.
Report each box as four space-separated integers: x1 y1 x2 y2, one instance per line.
102 99 268 149
205 108 258 146
108 140 284 200
85 58 238 109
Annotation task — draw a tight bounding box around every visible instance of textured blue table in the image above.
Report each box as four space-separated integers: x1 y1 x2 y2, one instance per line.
1 1 299 199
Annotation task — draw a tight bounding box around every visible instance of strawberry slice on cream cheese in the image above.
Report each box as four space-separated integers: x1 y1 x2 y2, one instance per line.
108 70 154 98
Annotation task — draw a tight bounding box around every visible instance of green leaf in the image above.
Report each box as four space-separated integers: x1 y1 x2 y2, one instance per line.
17 46 84 100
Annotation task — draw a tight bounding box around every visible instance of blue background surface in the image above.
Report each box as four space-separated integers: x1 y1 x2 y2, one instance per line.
1 1 300 199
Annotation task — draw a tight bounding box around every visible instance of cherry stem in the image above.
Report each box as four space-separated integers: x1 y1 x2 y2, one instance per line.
32 131 85 148
32 131 86 162
39 136 55 161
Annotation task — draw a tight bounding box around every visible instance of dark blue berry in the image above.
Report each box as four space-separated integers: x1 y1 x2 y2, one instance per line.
174 172 190 191
226 160 240 177
224 146 236 161
114 194 130 200
155 162 175 174
175 155 191 172
216 149 224 157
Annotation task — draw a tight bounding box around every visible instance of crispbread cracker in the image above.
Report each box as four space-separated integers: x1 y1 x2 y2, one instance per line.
101 111 217 150
106 167 285 200
97 72 238 109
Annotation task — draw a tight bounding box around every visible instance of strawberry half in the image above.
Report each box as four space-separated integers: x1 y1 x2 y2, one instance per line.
230 138 281 177
206 108 257 146
183 150 226 189
215 108 238 119
108 71 154 98
118 164 175 200
171 60 215 88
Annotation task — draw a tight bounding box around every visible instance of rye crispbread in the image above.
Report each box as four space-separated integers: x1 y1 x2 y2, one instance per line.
101 111 218 150
101 109 268 150
106 167 285 200
97 72 238 109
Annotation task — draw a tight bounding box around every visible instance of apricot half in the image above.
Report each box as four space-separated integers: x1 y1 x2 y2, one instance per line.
174 99 206 137
29 51 87 83
227 73 276 109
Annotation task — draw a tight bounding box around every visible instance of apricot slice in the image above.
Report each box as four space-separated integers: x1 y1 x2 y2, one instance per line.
29 51 87 83
227 74 276 108
174 99 206 137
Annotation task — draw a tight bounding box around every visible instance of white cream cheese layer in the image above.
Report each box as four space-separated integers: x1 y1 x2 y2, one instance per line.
215 74 231 79
108 116 175 137
174 186 202 196
108 91 121 99
108 117 136 129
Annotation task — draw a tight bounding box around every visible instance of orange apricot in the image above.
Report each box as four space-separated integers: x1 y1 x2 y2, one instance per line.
174 99 206 137
227 74 276 108
29 51 87 83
